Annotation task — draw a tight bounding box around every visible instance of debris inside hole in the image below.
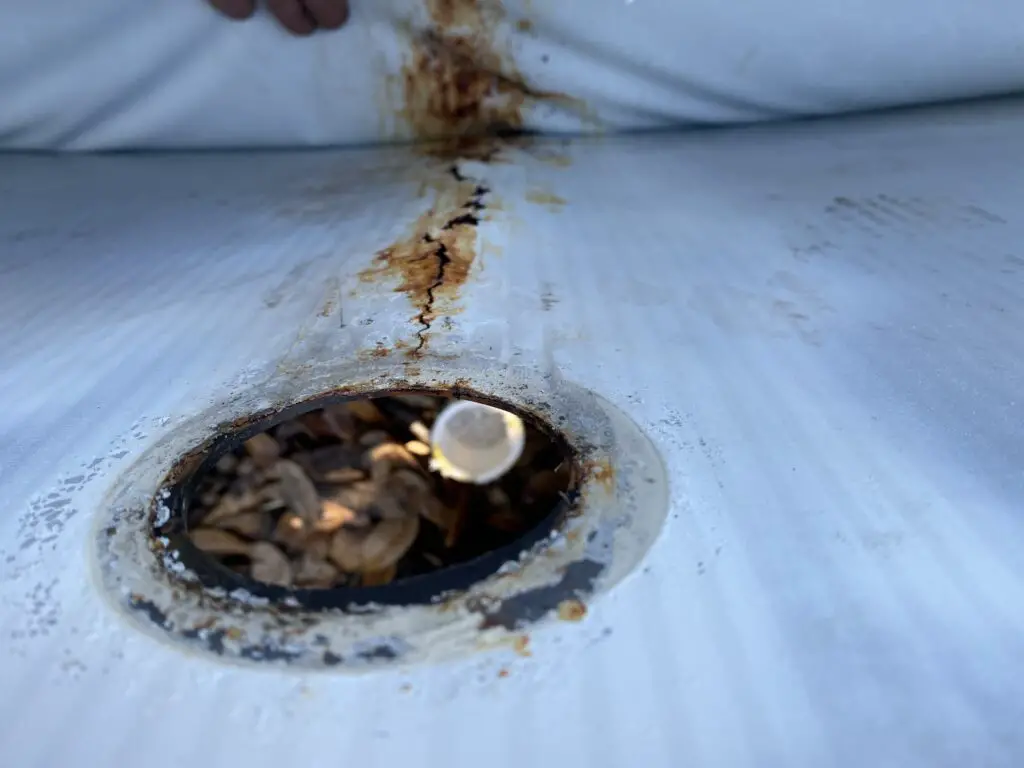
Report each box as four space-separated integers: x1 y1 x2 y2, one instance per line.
184 394 574 590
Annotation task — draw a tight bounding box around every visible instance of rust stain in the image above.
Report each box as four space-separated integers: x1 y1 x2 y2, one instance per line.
318 276 341 317
516 18 534 33
498 668 510 678
358 176 488 355
526 189 566 209
557 599 587 622
427 0 483 27
366 343 391 359
393 0 589 159
583 457 615 495
513 634 532 657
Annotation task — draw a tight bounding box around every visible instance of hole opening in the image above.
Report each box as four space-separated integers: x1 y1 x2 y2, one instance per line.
154 389 580 610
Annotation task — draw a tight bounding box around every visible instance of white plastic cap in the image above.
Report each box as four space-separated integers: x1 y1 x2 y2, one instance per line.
428 400 526 484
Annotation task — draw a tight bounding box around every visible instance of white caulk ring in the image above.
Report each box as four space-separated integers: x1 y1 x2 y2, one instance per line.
428 400 526 484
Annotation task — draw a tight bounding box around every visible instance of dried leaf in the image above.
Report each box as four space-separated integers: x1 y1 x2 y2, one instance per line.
322 467 366 484
409 420 432 443
346 399 386 423
276 459 322 524
373 493 412 521
202 491 260 525
325 481 378 518
291 445 363 481
304 533 331 560
214 511 266 539
273 420 316 443
215 453 239 474
315 500 368 533
369 442 422 483
243 433 281 468
188 393 563 589
190 527 252 556
405 440 431 456
329 527 369 573
322 406 357 442
299 411 340 439
294 554 338 588
228 471 262 496
250 542 293 587
377 469 441 522
272 512 310 552
362 564 398 587
259 482 286 511
361 515 420 572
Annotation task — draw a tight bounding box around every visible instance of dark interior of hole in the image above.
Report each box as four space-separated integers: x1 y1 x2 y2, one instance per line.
155 390 579 610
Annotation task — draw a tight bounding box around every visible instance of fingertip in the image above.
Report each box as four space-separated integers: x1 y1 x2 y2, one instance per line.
304 0 350 30
267 0 316 36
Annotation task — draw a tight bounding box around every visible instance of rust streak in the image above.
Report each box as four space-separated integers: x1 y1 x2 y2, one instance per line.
557 599 587 622
358 174 489 354
394 0 585 160
583 457 615 495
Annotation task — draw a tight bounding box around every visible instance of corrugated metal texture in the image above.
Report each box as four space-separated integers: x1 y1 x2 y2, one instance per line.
1 98 1023 767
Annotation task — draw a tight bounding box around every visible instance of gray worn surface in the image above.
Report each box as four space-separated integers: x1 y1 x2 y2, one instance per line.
1 98 1022 767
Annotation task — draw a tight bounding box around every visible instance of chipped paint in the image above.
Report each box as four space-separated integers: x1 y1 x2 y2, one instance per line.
90 356 668 671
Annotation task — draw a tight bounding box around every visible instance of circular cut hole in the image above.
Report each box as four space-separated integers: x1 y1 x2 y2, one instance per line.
159 391 577 608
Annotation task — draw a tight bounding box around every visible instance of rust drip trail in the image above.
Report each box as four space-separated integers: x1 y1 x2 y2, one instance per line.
388 0 590 158
359 166 490 355
412 176 489 352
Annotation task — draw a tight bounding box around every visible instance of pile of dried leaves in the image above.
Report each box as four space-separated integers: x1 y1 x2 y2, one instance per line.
186 394 572 589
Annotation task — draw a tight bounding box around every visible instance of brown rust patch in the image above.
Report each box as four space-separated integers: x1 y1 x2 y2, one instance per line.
427 0 484 27
513 634 532 657
358 176 488 354
557 599 587 622
583 457 615 495
361 343 391 360
393 0 587 159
